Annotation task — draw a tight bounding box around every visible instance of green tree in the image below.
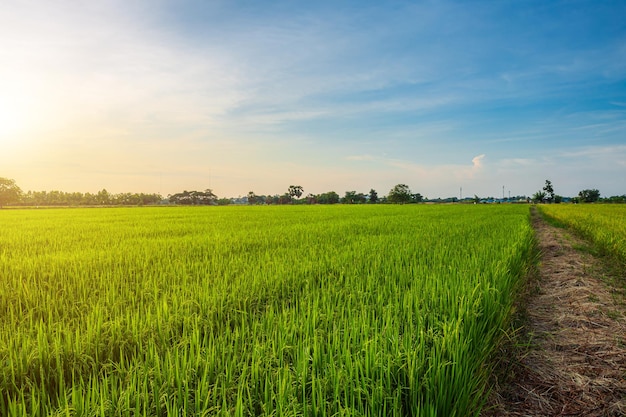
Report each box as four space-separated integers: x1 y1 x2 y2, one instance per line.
578 189 601 203
605 195 626 203
317 191 339 204
0 177 22 208
342 191 365 204
369 189 378 203
342 191 356 204
97 188 111 205
412 193 424 203
543 180 555 203
217 198 232 206
532 190 546 203
387 184 412 204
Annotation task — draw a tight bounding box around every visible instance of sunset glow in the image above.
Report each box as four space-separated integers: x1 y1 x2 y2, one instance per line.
1 1 625 198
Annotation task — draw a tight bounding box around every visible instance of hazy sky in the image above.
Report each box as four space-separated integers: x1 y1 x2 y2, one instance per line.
1 0 625 199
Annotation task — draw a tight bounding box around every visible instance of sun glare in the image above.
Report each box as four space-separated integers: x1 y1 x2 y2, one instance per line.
0 98 26 138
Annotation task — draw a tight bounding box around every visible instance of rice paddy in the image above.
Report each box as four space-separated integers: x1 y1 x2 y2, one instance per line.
538 204 626 266
0 205 534 416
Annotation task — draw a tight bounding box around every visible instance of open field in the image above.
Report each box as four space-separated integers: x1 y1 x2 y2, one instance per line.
538 204 626 266
0 205 533 416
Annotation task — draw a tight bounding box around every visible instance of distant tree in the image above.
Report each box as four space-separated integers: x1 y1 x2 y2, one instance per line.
342 191 356 204
317 191 340 204
604 195 626 203
473 195 481 204
0 177 22 208
278 193 292 205
387 184 412 204
198 189 217 205
288 185 303 200
578 189 601 203
97 188 111 205
532 190 546 203
265 195 280 205
217 198 231 206
543 180 555 203
411 193 424 203
247 191 258 205
83 192 97 205
18 189 161 206
369 189 378 203
342 191 366 204
306 193 317 204
169 189 217 205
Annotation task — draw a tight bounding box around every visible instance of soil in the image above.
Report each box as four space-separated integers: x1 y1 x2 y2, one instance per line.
484 207 626 416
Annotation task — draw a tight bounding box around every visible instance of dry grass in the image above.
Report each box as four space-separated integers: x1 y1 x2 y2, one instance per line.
485 208 626 416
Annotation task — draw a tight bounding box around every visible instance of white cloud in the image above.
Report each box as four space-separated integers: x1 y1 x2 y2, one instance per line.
471 154 485 169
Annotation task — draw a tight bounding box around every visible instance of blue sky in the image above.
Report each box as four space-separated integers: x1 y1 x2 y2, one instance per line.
1 0 625 199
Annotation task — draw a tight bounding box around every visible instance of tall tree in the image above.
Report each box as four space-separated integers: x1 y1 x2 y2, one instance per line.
343 191 357 204
288 185 303 200
369 189 378 203
247 191 258 205
543 180 555 203
0 177 22 208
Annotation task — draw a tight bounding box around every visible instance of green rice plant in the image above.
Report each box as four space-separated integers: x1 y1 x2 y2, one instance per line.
538 204 626 265
0 205 533 416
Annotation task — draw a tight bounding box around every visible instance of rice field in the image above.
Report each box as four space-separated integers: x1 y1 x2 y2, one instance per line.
0 205 534 416
538 204 626 266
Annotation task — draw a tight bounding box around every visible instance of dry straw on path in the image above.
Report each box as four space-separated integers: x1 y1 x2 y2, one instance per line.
486 208 626 416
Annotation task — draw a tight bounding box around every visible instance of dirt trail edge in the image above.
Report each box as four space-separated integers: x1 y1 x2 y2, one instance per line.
484 208 626 416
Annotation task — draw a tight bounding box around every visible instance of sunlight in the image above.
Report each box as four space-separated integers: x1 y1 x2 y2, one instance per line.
0 96 28 139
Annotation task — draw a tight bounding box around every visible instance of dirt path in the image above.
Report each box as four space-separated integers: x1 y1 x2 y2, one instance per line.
485 208 626 416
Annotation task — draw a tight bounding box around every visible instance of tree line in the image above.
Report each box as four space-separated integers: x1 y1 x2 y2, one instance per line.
19 189 162 207
531 180 621 204
0 178 162 208
1 176 625 208
0 179 419 207
227 184 424 205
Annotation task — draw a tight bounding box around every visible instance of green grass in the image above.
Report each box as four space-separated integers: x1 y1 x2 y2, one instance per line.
0 205 533 416
538 204 626 266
